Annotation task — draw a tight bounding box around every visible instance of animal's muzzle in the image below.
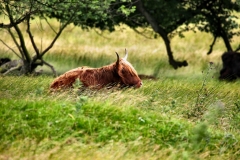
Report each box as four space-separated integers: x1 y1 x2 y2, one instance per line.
135 81 143 88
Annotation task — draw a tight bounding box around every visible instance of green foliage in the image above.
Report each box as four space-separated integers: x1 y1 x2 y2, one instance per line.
191 123 210 150
121 0 240 38
0 97 188 148
41 0 136 31
0 0 135 27
0 71 239 159
0 100 74 142
188 0 240 40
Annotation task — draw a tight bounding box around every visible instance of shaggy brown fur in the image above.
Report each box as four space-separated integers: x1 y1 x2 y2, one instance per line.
50 50 142 90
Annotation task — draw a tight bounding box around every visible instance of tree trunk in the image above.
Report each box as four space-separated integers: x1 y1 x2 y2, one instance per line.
221 31 233 52
21 61 32 74
133 0 188 69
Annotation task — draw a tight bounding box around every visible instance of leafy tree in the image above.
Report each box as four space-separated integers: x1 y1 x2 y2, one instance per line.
103 0 240 69
0 0 135 75
132 0 189 69
137 0 240 68
186 0 240 54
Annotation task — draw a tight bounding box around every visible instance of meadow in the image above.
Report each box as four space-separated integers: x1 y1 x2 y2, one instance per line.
0 21 240 159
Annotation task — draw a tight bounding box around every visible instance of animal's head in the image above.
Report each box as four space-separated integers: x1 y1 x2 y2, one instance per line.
115 49 142 88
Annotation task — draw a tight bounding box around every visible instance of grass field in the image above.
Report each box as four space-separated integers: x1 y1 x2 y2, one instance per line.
0 21 240 159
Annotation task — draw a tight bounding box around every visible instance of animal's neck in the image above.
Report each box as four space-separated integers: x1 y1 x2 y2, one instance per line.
96 63 122 85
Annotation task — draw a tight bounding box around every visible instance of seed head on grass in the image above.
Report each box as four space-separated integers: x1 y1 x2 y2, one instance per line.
190 61 218 118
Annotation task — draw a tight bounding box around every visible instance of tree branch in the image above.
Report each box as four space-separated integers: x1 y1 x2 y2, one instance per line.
43 17 57 34
1 60 23 75
40 17 73 57
7 28 25 59
133 0 168 41
235 44 240 52
0 38 21 59
0 7 38 29
42 60 57 77
26 16 40 56
207 35 217 55
132 28 155 39
2 65 21 75
0 16 27 29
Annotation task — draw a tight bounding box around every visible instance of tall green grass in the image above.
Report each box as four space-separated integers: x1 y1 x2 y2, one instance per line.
0 20 240 159
0 73 239 159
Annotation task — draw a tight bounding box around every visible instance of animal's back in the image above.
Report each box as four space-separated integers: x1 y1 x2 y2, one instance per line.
50 67 84 89
50 67 113 89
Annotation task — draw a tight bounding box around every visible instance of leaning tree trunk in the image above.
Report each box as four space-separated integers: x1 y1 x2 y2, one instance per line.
133 0 188 69
163 34 188 69
221 30 233 52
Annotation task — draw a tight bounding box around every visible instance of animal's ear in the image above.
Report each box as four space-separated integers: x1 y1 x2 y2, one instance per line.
123 48 128 60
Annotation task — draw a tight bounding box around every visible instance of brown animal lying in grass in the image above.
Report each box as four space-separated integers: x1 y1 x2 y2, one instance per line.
50 49 142 90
